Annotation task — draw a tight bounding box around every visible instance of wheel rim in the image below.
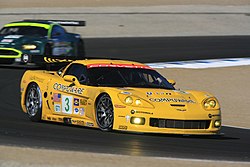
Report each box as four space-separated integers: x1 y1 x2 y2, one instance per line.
26 85 41 117
96 95 114 130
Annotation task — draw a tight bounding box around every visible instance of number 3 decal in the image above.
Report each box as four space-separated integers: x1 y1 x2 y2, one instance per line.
62 95 73 114
65 97 70 112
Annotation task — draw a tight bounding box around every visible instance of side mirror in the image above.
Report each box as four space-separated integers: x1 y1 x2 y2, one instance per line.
63 75 80 87
168 79 176 86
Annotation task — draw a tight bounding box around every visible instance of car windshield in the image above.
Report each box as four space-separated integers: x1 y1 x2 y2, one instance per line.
87 67 175 90
0 26 48 37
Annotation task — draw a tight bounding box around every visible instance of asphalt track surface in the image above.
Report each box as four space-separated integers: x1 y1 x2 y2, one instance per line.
85 36 250 63
0 36 250 162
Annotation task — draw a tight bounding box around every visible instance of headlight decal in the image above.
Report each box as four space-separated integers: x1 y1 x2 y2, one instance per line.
22 44 37 50
118 93 154 108
203 98 219 110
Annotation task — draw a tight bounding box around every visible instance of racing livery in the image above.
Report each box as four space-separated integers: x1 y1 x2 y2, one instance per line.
0 20 85 66
20 59 222 135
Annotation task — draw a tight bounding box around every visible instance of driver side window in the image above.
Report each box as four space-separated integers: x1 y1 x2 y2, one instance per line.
51 25 66 38
64 64 87 85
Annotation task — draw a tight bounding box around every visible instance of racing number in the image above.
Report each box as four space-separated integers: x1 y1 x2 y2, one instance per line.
62 95 73 114
64 97 70 112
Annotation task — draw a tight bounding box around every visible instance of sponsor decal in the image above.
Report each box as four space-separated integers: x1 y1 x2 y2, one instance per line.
87 63 152 69
53 93 61 102
176 108 187 112
149 98 195 103
54 104 61 112
114 104 126 108
174 90 189 94
53 83 84 95
52 46 72 56
125 115 130 122
72 120 84 126
86 122 94 127
1 39 13 43
146 92 152 96
4 35 23 39
74 108 79 114
62 95 73 114
80 99 87 105
118 125 128 130
74 98 80 106
121 91 132 95
156 92 165 95
30 50 40 53
147 92 171 96
79 108 84 116
135 111 153 115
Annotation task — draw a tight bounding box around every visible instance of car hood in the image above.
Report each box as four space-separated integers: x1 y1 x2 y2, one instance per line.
116 87 199 104
113 87 212 119
0 35 42 47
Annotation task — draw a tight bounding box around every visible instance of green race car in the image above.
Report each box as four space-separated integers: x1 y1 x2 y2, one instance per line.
0 20 85 66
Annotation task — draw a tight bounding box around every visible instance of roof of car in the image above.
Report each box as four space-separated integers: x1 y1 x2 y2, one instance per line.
8 20 56 25
4 21 52 29
73 59 152 69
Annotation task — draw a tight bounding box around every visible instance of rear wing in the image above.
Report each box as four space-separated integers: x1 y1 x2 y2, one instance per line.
23 19 86 26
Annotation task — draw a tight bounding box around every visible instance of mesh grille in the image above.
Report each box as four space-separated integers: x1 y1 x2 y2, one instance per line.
150 118 210 129
0 49 19 56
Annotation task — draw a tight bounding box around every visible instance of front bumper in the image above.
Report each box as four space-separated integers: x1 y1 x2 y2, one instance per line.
0 48 22 64
0 47 44 65
113 107 221 135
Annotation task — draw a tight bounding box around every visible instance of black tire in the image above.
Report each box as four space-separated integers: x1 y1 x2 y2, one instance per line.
96 94 114 131
44 44 52 56
25 83 42 122
76 39 85 59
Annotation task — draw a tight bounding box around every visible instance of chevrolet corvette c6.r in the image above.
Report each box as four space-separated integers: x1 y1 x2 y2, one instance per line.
0 20 85 66
20 59 222 135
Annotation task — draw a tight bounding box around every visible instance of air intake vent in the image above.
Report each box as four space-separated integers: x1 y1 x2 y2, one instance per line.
170 104 185 107
150 118 210 129
0 49 19 56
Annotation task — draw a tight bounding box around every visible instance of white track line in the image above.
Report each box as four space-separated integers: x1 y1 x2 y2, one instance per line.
147 57 250 69
153 156 250 164
223 125 250 130
101 153 250 164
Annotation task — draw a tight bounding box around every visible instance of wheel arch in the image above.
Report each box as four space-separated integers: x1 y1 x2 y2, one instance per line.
23 81 40 106
94 92 111 107
23 81 43 122
22 81 46 111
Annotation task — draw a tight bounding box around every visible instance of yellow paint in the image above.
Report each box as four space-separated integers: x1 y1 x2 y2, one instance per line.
20 59 221 135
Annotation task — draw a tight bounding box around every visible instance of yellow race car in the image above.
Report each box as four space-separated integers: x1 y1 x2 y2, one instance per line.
20 59 221 135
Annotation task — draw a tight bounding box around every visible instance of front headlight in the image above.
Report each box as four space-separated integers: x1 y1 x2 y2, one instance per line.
118 93 154 108
22 44 37 50
125 96 133 104
203 98 219 110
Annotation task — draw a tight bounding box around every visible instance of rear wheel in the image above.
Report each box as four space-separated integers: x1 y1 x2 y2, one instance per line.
96 94 114 131
25 83 42 122
44 44 52 56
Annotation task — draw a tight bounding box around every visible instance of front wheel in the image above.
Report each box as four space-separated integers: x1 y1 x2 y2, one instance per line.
96 94 114 131
25 83 42 122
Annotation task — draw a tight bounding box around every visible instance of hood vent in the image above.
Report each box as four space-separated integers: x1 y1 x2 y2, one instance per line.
170 104 185 107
